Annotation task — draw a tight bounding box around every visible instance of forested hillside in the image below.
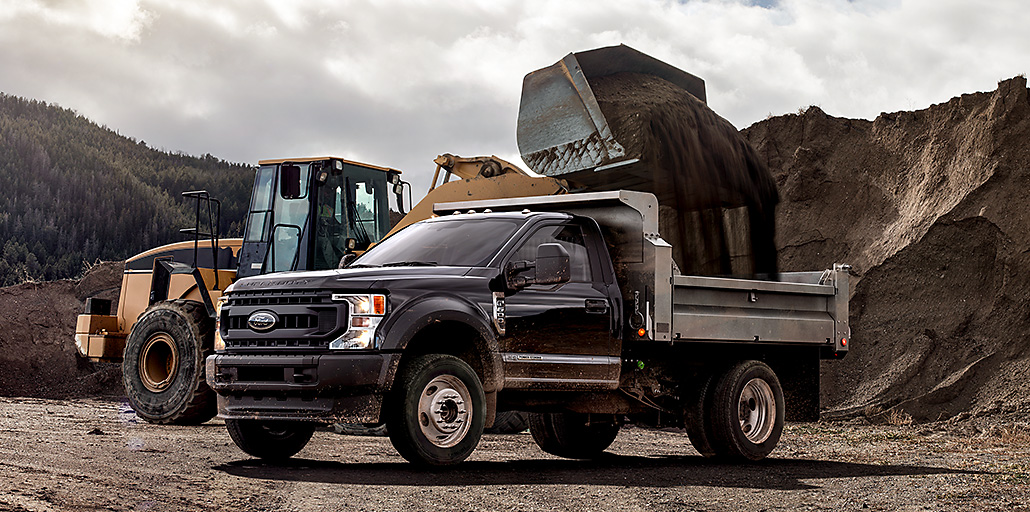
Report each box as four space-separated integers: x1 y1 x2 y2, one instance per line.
0 94 253 286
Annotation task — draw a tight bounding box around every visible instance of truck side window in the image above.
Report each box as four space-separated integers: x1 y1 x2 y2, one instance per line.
512 223 593 283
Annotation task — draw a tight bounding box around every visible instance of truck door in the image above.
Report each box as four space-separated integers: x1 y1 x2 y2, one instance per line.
500 220 620 390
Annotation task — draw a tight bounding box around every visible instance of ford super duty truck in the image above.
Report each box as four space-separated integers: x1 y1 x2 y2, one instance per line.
206 191 850 466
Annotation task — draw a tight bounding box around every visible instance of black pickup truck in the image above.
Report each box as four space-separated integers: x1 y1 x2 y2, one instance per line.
207 191 850 466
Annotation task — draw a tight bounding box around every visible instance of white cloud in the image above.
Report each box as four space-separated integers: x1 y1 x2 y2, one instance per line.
0 0 153 41
0 0 1027 201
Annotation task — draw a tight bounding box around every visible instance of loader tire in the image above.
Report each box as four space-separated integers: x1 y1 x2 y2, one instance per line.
122 300 216 425
528 412 619 459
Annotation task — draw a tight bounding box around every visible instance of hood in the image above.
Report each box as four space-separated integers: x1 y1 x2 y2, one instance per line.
228 266 476 292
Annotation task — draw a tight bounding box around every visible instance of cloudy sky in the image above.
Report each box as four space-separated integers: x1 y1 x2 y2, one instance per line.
0 0 1026 199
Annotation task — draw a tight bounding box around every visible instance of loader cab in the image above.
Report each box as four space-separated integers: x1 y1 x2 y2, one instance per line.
236 157 404 278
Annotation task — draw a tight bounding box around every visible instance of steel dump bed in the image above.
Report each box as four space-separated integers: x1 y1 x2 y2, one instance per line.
671 270 849 355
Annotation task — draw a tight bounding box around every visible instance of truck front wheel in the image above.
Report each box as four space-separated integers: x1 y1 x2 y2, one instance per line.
225 419 316 460
122 300 215 424
528 412 620 459
386 354 486 466
709 360 785 461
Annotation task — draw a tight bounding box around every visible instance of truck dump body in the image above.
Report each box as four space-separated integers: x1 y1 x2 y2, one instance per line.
672 272 848 351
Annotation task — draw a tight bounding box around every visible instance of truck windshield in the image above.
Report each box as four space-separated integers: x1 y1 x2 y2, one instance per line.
354 218 521 268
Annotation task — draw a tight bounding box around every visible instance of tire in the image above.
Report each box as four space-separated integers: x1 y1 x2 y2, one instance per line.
485 411 529 434
122 300 216 425
386 354 486 466
684 371 718 457
225 419 316 460
528 412 620 459
708 360 785 461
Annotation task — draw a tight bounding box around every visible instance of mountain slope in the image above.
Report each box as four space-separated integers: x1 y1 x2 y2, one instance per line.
0 94 253 286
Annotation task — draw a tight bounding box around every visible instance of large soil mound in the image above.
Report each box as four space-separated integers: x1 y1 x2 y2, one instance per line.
0 261 123 398
744 76 1030 422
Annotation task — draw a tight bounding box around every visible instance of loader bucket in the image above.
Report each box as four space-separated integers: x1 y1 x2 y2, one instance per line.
516 44 780 279
516 44 706 190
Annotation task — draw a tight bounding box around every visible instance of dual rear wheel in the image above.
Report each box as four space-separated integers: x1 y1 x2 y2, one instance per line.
686 360 785 461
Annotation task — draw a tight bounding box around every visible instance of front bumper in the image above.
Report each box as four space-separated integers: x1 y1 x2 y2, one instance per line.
205 352 400 423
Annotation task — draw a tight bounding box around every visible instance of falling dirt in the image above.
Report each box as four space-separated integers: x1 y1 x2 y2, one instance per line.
588 72 780 277
0 261 123 398
744 76 1030 422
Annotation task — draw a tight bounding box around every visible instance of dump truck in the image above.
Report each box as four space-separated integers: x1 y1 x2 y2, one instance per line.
203 45 851 465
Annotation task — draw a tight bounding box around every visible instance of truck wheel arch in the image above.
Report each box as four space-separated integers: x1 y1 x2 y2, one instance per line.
379 296 503 395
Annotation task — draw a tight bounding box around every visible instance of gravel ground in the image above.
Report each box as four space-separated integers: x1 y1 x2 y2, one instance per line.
1 397 1028 512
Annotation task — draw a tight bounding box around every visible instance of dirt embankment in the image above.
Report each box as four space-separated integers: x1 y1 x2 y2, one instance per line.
745 76 1030 422
0 261 123 398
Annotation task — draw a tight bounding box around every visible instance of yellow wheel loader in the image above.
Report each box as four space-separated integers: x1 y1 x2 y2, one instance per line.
74 157 408 423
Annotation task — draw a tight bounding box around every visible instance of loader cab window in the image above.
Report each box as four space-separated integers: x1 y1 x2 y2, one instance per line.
311 163 391 269
244 166 275 242
268 164 311 272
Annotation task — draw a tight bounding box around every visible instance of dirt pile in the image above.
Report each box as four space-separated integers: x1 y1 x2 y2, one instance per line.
0 261 124 398
588 72 780 276
744 76 1030 422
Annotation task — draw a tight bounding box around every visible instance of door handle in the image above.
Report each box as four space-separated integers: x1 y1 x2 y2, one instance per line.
585 299 609 314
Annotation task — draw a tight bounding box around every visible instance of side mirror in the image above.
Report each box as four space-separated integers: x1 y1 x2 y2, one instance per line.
505 243 570 290
280 164 302 199
534 243 570 285
339 253 358 268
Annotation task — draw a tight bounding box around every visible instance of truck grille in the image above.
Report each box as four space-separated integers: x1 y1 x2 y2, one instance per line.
224 338 331 350
228 290 332 307
222 290 342 352
226 312 334 331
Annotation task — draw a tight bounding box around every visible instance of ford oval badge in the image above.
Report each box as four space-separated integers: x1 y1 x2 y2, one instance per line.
247 311 278 332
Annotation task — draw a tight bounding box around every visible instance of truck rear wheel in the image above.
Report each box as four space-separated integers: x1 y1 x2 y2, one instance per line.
225 419 316 460
528 412 620 459
485 411 529 434
122 300 215 424
708 360 784 461
684 372 718 457
386 354 486 466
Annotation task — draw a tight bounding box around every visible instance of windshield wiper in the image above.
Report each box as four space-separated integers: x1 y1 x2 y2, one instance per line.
347 263 381 268
381 261 438 267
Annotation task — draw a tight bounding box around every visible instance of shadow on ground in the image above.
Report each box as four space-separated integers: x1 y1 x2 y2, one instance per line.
213 453 984 491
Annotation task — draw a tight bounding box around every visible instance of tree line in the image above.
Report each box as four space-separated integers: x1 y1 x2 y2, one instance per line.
0 93 253 286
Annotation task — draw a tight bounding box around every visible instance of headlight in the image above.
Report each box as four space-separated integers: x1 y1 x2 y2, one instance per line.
329 293 387 350
214 296 228 351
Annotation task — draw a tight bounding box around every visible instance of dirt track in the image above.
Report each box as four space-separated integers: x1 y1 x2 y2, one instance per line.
1 397 1027 512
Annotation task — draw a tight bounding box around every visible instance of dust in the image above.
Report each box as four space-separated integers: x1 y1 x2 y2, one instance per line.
744 76 1030 422
588 72 779 277
0 261 123 398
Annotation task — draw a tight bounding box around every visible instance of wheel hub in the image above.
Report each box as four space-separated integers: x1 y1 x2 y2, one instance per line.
417 375 472 448
139 332 178 393
738 378 775 444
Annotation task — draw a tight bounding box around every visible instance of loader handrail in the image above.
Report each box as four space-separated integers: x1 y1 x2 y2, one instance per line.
180 190 222 290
